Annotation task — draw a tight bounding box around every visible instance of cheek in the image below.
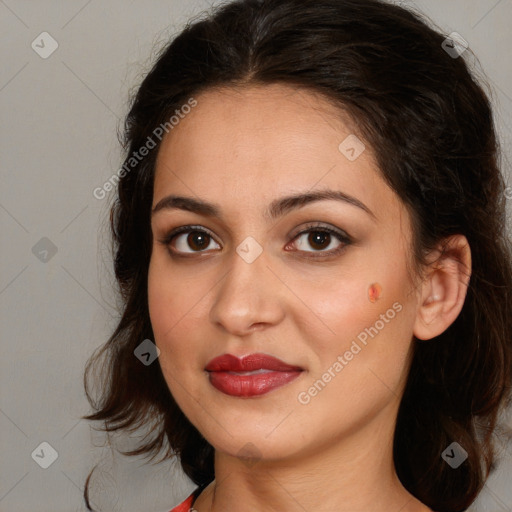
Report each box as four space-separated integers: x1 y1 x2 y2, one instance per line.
148 253 206 329
294 279 415 421
148 259 172 338
147 260 208 409
292 247 415 369
148 258 196 360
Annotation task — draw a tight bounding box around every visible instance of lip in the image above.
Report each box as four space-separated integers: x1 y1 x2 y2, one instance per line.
205 353 303 397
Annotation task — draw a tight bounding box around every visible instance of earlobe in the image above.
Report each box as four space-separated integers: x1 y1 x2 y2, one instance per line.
413 235 472 341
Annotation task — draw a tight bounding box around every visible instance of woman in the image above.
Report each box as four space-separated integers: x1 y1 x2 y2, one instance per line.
83 0 512 511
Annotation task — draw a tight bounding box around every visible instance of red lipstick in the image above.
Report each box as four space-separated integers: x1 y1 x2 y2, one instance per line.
205 353 303 397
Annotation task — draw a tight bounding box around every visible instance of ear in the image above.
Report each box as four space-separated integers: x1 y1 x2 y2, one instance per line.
413 234 472 341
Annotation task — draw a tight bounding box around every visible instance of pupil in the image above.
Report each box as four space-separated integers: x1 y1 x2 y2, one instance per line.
309 231 329 250
188 232 209 250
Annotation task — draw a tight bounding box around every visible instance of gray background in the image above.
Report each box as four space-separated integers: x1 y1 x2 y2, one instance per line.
1 1 511 511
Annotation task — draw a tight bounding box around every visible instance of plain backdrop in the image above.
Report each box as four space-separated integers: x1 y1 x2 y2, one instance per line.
1 1 511 511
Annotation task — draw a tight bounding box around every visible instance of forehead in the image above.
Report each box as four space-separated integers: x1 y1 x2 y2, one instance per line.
152 83 400 225
156 83 365 167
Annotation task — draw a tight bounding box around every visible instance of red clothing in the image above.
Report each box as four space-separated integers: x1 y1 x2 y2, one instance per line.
168 490 197 512
169 489 437 511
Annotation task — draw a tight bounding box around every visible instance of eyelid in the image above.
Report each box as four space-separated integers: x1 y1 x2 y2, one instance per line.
289 221 350 242
164 224 217 241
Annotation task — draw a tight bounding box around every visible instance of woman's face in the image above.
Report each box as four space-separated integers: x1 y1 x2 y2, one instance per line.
148 83 421 463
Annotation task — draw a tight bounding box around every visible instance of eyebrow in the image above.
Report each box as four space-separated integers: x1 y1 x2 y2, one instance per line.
151 188 376 222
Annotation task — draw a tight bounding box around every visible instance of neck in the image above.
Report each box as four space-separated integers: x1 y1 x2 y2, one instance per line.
192 410 431 512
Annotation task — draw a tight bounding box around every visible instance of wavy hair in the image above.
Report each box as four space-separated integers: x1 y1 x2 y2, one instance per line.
83 1 512 510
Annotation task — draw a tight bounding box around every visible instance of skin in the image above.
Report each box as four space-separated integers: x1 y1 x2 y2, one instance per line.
148 83 471 512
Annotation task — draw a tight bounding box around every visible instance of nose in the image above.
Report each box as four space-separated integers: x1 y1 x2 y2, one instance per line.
209 245 286 336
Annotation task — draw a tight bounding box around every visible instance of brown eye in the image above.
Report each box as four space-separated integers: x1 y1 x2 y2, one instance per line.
290 225 350 257
160 223 351 259
163 226 220 254
306 231 332 250
185 231 211 251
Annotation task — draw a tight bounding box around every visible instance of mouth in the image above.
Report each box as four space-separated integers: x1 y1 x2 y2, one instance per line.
205 353 304 397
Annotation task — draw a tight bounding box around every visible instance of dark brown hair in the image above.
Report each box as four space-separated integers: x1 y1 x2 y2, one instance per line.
83 1 512 510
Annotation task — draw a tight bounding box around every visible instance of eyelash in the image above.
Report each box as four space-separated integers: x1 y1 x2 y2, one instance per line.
158 222 352 260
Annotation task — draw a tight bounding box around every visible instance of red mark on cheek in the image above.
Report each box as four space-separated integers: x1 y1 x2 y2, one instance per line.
368 283 382 303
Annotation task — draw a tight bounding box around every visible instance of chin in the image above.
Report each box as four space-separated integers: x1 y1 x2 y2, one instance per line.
208 430 301 463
